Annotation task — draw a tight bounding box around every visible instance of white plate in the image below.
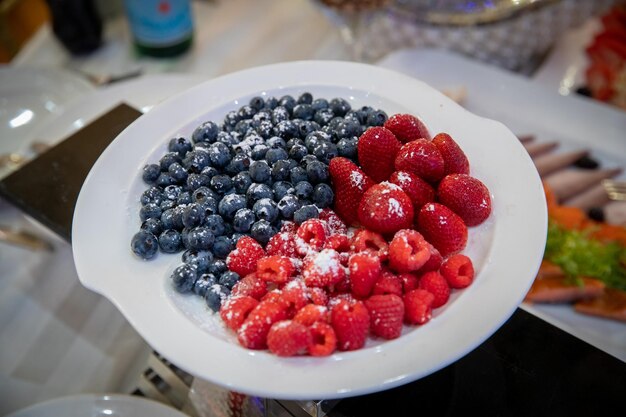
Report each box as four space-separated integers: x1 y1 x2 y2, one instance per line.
378 48 626 363
72 61 546 399
6 394 187 417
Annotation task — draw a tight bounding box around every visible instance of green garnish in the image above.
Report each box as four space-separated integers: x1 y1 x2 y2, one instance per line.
545 221 626 290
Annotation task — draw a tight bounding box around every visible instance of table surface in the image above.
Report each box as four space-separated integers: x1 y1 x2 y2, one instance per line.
2 0 624 415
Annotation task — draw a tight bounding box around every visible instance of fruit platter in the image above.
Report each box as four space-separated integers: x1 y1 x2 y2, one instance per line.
72 61 547 399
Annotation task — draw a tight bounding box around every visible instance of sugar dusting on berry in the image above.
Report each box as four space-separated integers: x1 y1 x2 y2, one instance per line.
388 198 404 216
349 170 366 190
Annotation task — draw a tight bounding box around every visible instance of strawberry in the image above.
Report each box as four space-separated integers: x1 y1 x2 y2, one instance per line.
256 255 295 284
440 254 475 289
418 271 450 308
357 126 402 182
438 174 492 226
219 295 259 331
226 236 265 277
350 229 389 260
394 139 445 183
416 203 468 257
357 182 414 235
389 170 435 211
388 229 431 272
330 297 370 351
308 322 337 356
267 320 312 356
403 289 434 325
349 252 382 299
293 304 329 326
384 113 431 142
237 300 289 349
364 294 405 339
329 157 375 226
302 249 346 288
432 133 470 175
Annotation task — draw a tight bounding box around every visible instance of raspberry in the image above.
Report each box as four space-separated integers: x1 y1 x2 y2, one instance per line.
357 182 414 235
440 254 475 289
394 139 445 183
220 295 259 331
384 113 431 143
398 272 419 293
403 289 434 325
296 219 327 254
419 244 443 273
330 297 370 351
256 255 295 284
237 300 289 349
226 236 265 277
230 273 267 300
323 234 351 253
357 126 402 182
417 203 468 257
388 229 431 272
328 157 375 226
319 208 348 235
372 270 403 297
350 229 389 260
364 294 405 339
438 174 492 226
418 271 450 308
266 232 298 258
281 280 311 313
279 221 298 234
302 249 346 288
267 320 312 356
389 170 435 211
293 304 329 326
349 252 382 299
309 287 329 306
432 133 469 176
308 322 337 356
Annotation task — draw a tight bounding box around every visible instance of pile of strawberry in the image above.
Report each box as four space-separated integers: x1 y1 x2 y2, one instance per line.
218 114 492 357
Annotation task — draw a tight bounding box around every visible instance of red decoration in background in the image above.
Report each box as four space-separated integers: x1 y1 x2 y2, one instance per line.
158 1 171 14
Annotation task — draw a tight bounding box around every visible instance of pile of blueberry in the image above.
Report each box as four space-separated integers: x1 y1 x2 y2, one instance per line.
130 92 388 311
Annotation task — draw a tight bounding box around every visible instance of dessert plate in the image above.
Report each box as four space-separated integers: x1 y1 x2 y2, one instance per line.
72 61 546 399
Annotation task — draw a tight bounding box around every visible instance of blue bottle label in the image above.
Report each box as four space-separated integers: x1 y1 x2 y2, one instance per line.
125 0 193 46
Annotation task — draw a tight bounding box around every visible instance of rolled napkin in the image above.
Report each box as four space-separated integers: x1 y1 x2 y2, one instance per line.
544 168 623 202
523 141 558 158
562 183 610 211
534 149 589 177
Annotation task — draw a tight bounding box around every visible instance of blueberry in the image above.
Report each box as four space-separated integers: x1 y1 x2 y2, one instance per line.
294 181 314 200
167 163 188 183
168 135 193 156
186 173 210 191
192 121 220 144
345 109 366 125
297 92 313 104
208 259 228 276
205 284 230 312
217 131 239 146
367 109 388 126
264 96 278 110
213 236 234 259
238 104 257 120
161 208 181 230
181 227 191 249
293 204 319 224
254 119 274 139
249 160 271 183
288 143 308 161
231 233 247 244
297 120 319 138
160 199 176 211
277 194 301 219
219 270 240 289
200 166 219 179
233 208 256 232
171 263 198 293
293 104 314 120
159 152 182 171
329 98 351 117
311 98 328 111
314 108 334 126
265 148 289 166
334 120 361 140
278 95 296 113
290 166 308 184
131 230 159 259
253 109 272 122
337 136 358 160
266 136 287 149
176 191 192 206
140 202 162 221
313 142 338 164
285 138 303 150
253 198 279 223
208 142 231 168
251 144 269 161
187 227 215 251
246 183 273 205
141 218 163 236
210 174 234 195
223 110 241 131
234 119 254 136
192 186 218 205
200 198 219 217
232 171 253 194
163 184 182 200
225 153 250 175
193 273 217 297
159 229 183 253
305 131 331 153
271 159 291 181
306 160 329 184
156 172 177 187
218 193 247 220
142 164 161 184
274 120 298 139
183 249 214 274
182 149 211 173
272 106 290 124
272 181 294 201
182 203 206 228
250 219 277 245
249 96 265 110
313 183 334 208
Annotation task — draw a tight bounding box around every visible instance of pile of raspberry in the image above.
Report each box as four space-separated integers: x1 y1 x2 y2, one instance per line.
219 113 492 356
